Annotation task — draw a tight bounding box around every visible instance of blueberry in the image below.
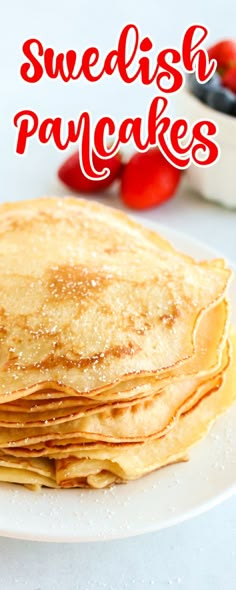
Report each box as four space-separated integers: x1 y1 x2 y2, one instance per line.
206 86 236 114
187 72 221 102
231 98 236 117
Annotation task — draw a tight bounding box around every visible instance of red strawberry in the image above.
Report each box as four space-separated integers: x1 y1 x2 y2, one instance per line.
222 65 236 94
58 151 122 193
208 39 236 74
121 148 181 210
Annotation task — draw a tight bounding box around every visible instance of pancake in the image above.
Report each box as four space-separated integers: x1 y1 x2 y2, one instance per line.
0 455 56 489
0 351 227 444
1 335 235 488
55 334 236 487
0 196 234 490
0 197 230 401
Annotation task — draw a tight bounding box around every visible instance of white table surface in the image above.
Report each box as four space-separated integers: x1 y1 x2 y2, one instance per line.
1 0 236 588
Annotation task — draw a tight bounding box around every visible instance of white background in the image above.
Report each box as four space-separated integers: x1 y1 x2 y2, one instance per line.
1 0 236 588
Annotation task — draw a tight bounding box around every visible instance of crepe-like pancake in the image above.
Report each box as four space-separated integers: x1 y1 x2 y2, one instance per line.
0 396 99 414
13 298 227 407
0 197 234 491
0 373 223 442
0 334 229 431
0 342 229 455
0 353 227 445
1 335 235 488
0 197 231 402
0 455 56 488
0 296 229 408
54 335 236 487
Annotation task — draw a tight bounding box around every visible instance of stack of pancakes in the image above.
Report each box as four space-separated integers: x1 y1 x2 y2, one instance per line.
0 197 234 490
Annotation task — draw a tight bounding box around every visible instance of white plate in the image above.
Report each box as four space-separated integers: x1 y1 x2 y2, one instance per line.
0 220 236 543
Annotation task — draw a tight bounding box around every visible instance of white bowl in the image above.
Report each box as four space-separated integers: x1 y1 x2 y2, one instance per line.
176 88 236 208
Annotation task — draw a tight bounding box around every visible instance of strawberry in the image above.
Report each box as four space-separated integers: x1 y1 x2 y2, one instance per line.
121 148 181 210
58 150 122 193
222 65 236 94
208 39 236 74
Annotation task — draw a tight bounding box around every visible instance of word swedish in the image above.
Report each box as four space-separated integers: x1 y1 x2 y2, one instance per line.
14 24 218 178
